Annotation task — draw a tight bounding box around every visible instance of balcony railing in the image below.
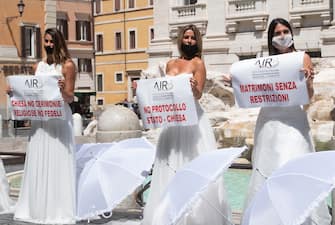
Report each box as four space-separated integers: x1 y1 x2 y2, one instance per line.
75 72 94 91
300 0 324 5
290 0 331 27
169 3 208 38
226 0 268 33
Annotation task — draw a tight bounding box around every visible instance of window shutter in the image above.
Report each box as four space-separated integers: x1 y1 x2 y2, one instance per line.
64 20 68 40
99 35 104 52
88 59 92 72
96 0 101 14
21 26 26 58
115 0 120 11
76 21 80 40
86 21 91 41
36 27 42 59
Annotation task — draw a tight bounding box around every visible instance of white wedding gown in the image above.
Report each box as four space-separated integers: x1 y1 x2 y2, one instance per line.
0 159 14 213
14 61 76 224
244 106 331 224
142 74 232 225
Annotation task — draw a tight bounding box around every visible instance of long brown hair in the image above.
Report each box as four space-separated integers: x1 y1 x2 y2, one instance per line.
267 18 296 55
44 28 71 64
177 24 203 59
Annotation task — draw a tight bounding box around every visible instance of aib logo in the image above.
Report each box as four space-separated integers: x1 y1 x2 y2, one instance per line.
255 57 279 69
153 80 173 91
25 78 43 89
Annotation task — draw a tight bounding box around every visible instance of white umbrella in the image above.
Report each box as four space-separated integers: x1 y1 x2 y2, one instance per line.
76 137 155 220
76 143 115 181
152 147 246 225
242 150 335 225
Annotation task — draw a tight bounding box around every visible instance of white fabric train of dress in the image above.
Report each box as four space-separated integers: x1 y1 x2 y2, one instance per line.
0 159 15 213
14 61 76 224
244 106 331 225
142 73 232 225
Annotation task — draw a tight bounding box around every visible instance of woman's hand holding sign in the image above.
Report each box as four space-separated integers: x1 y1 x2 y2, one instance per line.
301 53 314 99
6 85 13 97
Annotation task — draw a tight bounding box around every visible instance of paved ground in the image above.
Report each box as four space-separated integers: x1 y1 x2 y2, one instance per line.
0 211 142 225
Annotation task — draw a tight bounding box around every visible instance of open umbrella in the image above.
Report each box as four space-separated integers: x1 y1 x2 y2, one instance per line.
76 143 115 181
152 147 246 225
76 137 155 220
241 150 335 225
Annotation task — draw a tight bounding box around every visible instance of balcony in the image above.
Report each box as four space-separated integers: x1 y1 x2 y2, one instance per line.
289 0 331 27
226 0 268 33
169 3 208 38
75 72 95 92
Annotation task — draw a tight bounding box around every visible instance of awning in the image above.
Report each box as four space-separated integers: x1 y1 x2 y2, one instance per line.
75 13 91 21
57 11 68 20
75 91 96 97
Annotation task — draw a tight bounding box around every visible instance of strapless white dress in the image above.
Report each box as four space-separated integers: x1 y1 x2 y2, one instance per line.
14 61 76 224
244 106 331 224
142 74 232 225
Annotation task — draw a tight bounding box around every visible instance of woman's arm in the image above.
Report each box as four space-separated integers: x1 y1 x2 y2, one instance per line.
222 74 232 87
191 58 206 99
303 53 314 99
60 59 76 103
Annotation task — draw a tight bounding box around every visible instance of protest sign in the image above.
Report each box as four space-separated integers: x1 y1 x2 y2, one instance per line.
7 75 65 120
136 74 198 129
230 51 309 108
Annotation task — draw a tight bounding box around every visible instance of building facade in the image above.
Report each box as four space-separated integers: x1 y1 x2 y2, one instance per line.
94 0 154 106
148 0 335 74
0 0 95 123
0 0 47 121
56 0 95 117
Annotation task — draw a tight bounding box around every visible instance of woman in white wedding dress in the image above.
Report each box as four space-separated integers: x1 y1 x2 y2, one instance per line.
14 28 76 224
243 18 331 224
142 24 232 225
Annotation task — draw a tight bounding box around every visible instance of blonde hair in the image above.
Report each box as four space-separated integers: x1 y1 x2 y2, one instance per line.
177 24 203 59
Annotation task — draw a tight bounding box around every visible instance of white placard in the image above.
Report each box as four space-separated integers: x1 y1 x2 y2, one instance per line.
136 74 198 129
230 51 309 108
7 75 65 120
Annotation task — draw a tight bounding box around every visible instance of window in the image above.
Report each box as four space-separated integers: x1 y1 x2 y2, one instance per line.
129 30 136 49
78 58 92 73
95 0 101 14
115 72 123 83
76 21 91 41
56 19 68 40
238 55 256 60
150 28 154 41
97 74 103 91
149 0 153 5
115 0 120 11
115 32 122 50
184 0 197 5
97 99 104 105
96 34 103 52
129 0 135 8
306 51 321 58
21 26 41 58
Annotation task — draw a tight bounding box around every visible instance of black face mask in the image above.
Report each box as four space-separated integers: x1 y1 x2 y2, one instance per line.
44 46 54 55
181 44 198 59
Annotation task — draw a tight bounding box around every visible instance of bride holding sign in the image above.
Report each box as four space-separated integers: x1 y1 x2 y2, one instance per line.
7 28 76 224
229 18 331 224
140 24 232 225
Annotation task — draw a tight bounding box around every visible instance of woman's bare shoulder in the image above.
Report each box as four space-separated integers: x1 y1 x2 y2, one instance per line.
62 59 76 77
192 57 205 68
